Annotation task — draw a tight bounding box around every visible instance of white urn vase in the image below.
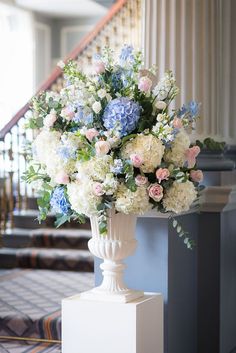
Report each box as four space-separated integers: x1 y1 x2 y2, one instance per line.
81 208 144 303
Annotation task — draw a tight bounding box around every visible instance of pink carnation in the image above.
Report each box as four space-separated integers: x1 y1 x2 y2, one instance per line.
94 61 105 74
135 175 148 186
138 76 152 92
85 128 99 142
185 146 201 168
130 154 143 168
95 140 110 155
190 169 203 183
173 117 183 129
148 183 164 202
156 168 170 183
93 182 104 196
55 171 69 184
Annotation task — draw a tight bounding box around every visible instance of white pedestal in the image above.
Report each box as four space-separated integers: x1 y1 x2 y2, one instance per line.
62 293 163 353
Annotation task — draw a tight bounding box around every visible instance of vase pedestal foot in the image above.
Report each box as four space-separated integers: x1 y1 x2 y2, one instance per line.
80 287 144 303
62 292 164 353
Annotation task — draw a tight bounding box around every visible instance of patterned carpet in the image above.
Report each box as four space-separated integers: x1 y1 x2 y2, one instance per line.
0 269 94 341
0 341 61 353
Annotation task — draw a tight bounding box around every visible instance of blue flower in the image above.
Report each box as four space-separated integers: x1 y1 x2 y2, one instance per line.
119 45 134 63
111 68 130 91
178 101 200 118
50 187 70 215
57 146 76 161
73 107 93 125
102 97 141 137
111 159 123 174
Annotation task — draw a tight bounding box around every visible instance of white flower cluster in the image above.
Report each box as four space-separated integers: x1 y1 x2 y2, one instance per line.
163 180 197 213
152 113 174 142
115 184 151 214
153 72 179 101
164 129 190 167
122 134 165 173
67 181 102 216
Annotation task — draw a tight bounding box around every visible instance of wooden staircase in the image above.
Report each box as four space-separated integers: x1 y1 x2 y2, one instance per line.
0 0 141 351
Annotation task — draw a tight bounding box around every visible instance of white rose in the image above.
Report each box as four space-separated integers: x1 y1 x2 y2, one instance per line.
92 101 102 114
97 89 107 99
155 101 167 110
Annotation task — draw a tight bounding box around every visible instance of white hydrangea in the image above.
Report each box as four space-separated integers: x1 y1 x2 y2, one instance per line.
103 173 118 195
76 155 113 182
115 184 151 214
163 180 197 213
121 134 165 173
164 129 190 167
67 180 101 216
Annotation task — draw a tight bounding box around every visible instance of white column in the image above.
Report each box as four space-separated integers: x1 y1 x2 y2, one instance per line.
143 0 236 144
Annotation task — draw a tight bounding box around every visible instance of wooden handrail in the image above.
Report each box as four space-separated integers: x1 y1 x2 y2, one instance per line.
0 0 127 140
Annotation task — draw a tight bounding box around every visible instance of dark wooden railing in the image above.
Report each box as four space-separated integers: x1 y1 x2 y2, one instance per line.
0 0 141 232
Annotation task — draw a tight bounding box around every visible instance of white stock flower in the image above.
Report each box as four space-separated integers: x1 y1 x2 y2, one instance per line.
115 184 151 214
97 89 107 99
164 129 190 167
121 134 165 173
163 180 197 214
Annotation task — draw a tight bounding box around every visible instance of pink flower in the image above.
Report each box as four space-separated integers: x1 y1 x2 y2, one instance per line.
135 175 148 186
55 171 69 184
138 76 152 92
155 168 170 183
61 107 75 121
173 117 183 129
85 128 99 142
94 61 105 74
44 112 57 128
185 146 201 168
95 140 110 155
93 182 104 196
190 170 203 183
148 183 164 202
130 154 143 168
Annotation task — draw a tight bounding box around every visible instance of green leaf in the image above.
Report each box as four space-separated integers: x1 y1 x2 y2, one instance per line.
55 214 71 228
173 219 178 228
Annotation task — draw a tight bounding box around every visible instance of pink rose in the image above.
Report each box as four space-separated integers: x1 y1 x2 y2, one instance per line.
148 183 164 202
190 170 203 183
93 182 104 196
155 168 170 183
44 112 57 128
138 76 152 92
185 146 201 168
173 117 183 129
95 140 110 155
130 154 143 168
135 175 148 186
61 107 75 121
55 171 69 184
85 128 99 142
94 61 105 74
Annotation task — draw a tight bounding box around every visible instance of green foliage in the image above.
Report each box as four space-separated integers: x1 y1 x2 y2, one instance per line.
171 217 195 250
123 160 137 192
196 137 226 151
22 165 50 184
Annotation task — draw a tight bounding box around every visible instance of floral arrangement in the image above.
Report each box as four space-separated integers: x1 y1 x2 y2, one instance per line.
24 46 203 249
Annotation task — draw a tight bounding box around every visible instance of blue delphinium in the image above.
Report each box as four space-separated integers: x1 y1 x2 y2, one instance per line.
119 45 134 63
111 159 123 174
50 187 70 215
102 97 141 137
178 100 200 119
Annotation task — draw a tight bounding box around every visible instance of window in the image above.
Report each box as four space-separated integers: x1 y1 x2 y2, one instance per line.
0 3 34 129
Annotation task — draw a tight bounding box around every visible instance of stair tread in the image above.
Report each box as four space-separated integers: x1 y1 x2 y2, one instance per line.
0 268 93 340
0 247 92 256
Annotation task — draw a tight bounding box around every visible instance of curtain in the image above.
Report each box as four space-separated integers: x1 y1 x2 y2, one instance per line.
0 3 34 129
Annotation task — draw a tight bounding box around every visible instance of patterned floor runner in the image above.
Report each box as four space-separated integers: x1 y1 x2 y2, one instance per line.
0 340 61 353
0 269 94 341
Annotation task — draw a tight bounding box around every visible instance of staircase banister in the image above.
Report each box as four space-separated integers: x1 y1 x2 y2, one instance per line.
0 0 128 141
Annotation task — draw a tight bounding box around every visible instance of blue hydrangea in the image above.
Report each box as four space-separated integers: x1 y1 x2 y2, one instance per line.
57 146 76 161
178 101 200 118
102 97 141 137
111 159 123 174
50 187 70 215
